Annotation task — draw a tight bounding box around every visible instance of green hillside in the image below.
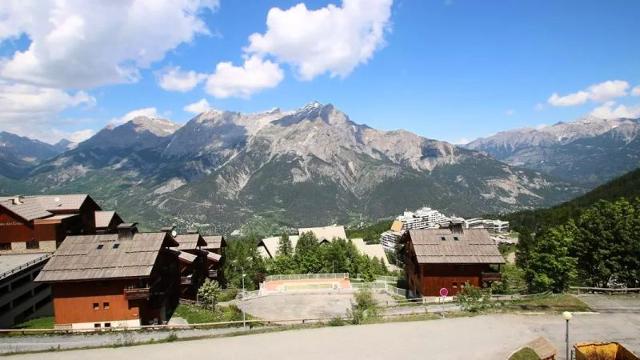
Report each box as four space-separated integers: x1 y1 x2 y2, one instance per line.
504 167 640 233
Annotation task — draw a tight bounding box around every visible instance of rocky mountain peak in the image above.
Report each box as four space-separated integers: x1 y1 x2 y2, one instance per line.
128 116 181 137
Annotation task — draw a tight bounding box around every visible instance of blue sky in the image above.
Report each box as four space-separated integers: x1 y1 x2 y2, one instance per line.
0 0 638 144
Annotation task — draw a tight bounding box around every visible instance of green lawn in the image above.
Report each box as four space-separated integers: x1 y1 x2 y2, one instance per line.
12 317 54 329
509 347 540 360
172 304 244 324
503 294 591 312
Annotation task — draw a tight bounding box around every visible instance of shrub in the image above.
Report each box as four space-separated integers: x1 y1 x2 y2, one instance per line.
349 286 379 324
456 282 491 312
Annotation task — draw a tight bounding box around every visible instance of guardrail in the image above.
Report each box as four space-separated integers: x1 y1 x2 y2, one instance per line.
265 273 349 281
570 286 640 294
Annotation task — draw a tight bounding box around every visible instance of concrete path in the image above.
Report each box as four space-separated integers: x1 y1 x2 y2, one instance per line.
8 313 640 360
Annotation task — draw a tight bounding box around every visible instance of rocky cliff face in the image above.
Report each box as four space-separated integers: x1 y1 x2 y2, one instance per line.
466 116 640 185
7 103 581 232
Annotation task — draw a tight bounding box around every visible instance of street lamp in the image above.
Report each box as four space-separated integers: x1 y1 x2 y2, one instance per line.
563 311 572 360
232 258 251 329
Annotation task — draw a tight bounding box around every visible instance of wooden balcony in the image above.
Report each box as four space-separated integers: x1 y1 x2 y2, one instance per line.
124 287 150 300
180 276 192 285
208 270 218 278
481 272 501 282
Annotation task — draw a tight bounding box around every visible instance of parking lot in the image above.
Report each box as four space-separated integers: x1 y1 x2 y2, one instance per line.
238 291 397 321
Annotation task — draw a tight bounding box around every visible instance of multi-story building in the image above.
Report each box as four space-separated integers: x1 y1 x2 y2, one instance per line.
0 194 101 253
463 218 510 233
34 223 181 330
0 253 52 328
382 207 450 251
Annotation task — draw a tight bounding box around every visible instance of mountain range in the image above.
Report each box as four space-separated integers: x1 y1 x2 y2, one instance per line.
466 116 640 186
0 102 584 233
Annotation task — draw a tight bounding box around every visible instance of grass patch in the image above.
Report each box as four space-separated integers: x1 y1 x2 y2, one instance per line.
509 347 540 360
501 294 591 312
173 304 244 324
12 317 54 329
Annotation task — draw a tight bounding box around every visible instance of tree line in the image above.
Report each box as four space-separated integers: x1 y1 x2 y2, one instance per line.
221 232 390 290
517 198 640 292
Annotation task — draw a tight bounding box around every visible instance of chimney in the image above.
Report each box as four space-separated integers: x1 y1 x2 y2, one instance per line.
12 195 23 205
449 220 464 234
161 225 176 238
117 223 138 240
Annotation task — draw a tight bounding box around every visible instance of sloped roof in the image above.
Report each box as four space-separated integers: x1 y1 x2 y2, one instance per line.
35 232 177 282
178 251 197 264
205 251 221 262
258 235 299 259
175 234 207 250
0 197 52 221
407 228 505 264
95 211 116 228
202 235 225 250
298 225 346 241
0 194 94 222
351 238 390 266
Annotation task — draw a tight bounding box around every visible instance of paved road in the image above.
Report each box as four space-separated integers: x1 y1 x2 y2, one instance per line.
577 294 640 313
9 313 640 360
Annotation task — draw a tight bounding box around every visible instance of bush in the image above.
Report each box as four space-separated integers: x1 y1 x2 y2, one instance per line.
327 316 346 326
197 279 221 309
349 286 379 324
218 288 239 302
456 282 491 312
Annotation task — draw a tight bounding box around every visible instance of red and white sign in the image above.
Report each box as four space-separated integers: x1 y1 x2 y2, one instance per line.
439 287 449 297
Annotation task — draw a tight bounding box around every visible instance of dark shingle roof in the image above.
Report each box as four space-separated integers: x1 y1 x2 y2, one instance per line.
35 232 177 282
408 228 505 264
175 234 207 250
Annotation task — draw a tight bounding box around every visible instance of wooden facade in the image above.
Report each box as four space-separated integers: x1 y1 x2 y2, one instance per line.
50 250 180 328
403 227 504 297
0 195 101 253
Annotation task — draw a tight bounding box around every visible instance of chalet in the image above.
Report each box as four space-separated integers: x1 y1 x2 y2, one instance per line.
0 194 101 253
34 223 180 330
202 235 225 280
174 232 209 299
402 224 505 297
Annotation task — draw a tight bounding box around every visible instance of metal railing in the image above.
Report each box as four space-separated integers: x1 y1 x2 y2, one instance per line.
570 286 640 294
0 254 50 281
265 273 349 281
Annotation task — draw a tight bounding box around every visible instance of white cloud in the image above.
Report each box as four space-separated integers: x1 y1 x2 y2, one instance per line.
451 137 470 145
0 0 218 88
548 91 591 107
184 98 212 114
109 107 159 126
0 81 94 139
205 56 284 98
632 86 640 96
505 109 515 116
66 129 95 143
245 0 393 80
548 80 629 107
590 101 640 120
158 67 206 92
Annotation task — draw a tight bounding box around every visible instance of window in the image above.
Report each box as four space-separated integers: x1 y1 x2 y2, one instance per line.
93 303 99 310
452 282 458 288
112 243 120 249
0 243 11 251
104 323 111 328
26 240 39 249
440 236 446 241
453 236 459 241
94 323 101 329
96 244 104 250
103 302 110 310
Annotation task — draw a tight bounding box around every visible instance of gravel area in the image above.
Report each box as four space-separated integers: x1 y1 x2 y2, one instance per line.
577 294 640 313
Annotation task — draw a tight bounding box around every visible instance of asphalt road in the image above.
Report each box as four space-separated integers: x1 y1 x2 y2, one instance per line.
9 312 640 360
